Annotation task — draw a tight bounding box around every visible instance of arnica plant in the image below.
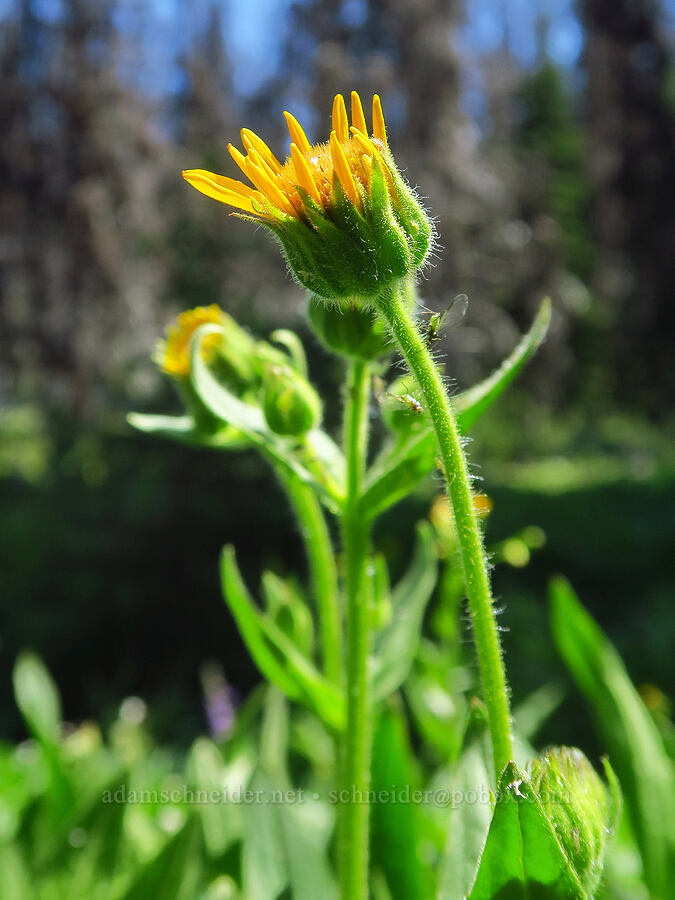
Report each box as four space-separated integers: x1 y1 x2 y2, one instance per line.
121 92 675 900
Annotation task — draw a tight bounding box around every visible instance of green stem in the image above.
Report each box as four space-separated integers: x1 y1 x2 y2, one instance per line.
279 469 341 684
340 358 373 900
376 284 513 779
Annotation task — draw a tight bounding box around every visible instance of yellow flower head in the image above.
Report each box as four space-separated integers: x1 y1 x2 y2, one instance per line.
160 304 225 377
182 92 432 302
183 93 387 220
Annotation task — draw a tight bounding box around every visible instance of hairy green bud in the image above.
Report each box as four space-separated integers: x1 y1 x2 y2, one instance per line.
530 746 615 894
308 296 390 360
262 365 322 437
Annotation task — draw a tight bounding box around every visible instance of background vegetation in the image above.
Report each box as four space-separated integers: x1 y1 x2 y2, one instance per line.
2 0 674 766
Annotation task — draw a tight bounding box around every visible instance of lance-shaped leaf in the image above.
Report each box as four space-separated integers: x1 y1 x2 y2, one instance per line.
361 300 551 517
370 702 429 900
119 816 203 900
437 740 493 900
270 328 309 376
359 429 436 520
220 546 344 731
300 427 346 510
243 768 338 900
185 738 254 858
550 577 675 900
13 652 61 746
468 762 587 899
127 412 247 449
454 298 552 431
372 522 438 702
190 324 345 509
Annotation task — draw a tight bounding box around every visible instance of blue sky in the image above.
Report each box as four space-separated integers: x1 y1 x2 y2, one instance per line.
3 0 673 101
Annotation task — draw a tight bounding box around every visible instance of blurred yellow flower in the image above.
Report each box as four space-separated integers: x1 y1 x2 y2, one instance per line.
160 304 224 377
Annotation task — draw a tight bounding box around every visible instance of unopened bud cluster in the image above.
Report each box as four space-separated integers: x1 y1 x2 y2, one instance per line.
156 304 322 439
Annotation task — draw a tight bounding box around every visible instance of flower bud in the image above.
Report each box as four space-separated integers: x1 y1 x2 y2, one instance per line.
262 365 321 437
529 746 614 894
308 296 390 360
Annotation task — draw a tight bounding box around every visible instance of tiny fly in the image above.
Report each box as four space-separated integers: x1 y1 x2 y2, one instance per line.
423 293 469 345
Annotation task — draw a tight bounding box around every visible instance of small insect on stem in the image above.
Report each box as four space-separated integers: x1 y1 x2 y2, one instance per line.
423 293 469 346
373 376 424 415
389 392 423 414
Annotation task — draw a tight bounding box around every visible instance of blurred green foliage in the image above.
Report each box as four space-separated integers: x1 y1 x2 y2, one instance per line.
2 566 672 897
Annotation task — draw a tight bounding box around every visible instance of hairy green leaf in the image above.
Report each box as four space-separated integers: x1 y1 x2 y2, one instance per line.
359 430 436 520
468 761 587 899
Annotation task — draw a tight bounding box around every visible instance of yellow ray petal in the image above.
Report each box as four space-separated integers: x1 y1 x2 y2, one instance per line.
332 94 349 143
245 157 296 217
290 143 322 205
351 91 368 136
360 153 372 180
248 146 281 183
183 168 256 199
228 143 251 179
283 111 311 154
372 94 387 146
240 128 282 172
182 170 258 214
351 127 376 157
329 131 360 206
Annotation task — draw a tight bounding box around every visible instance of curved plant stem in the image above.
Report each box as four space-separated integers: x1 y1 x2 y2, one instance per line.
278 469 341 685
376 284 513 779
340 358 373 900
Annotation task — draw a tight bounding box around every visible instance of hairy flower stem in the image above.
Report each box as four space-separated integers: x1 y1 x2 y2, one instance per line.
376 284 513 779
339 358 373 900
278 469 341 684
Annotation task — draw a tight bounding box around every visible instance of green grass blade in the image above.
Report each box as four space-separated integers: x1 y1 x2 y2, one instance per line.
550 576 675 899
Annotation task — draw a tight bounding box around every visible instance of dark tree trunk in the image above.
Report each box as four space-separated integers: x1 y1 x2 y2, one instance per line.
581 0 675 411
